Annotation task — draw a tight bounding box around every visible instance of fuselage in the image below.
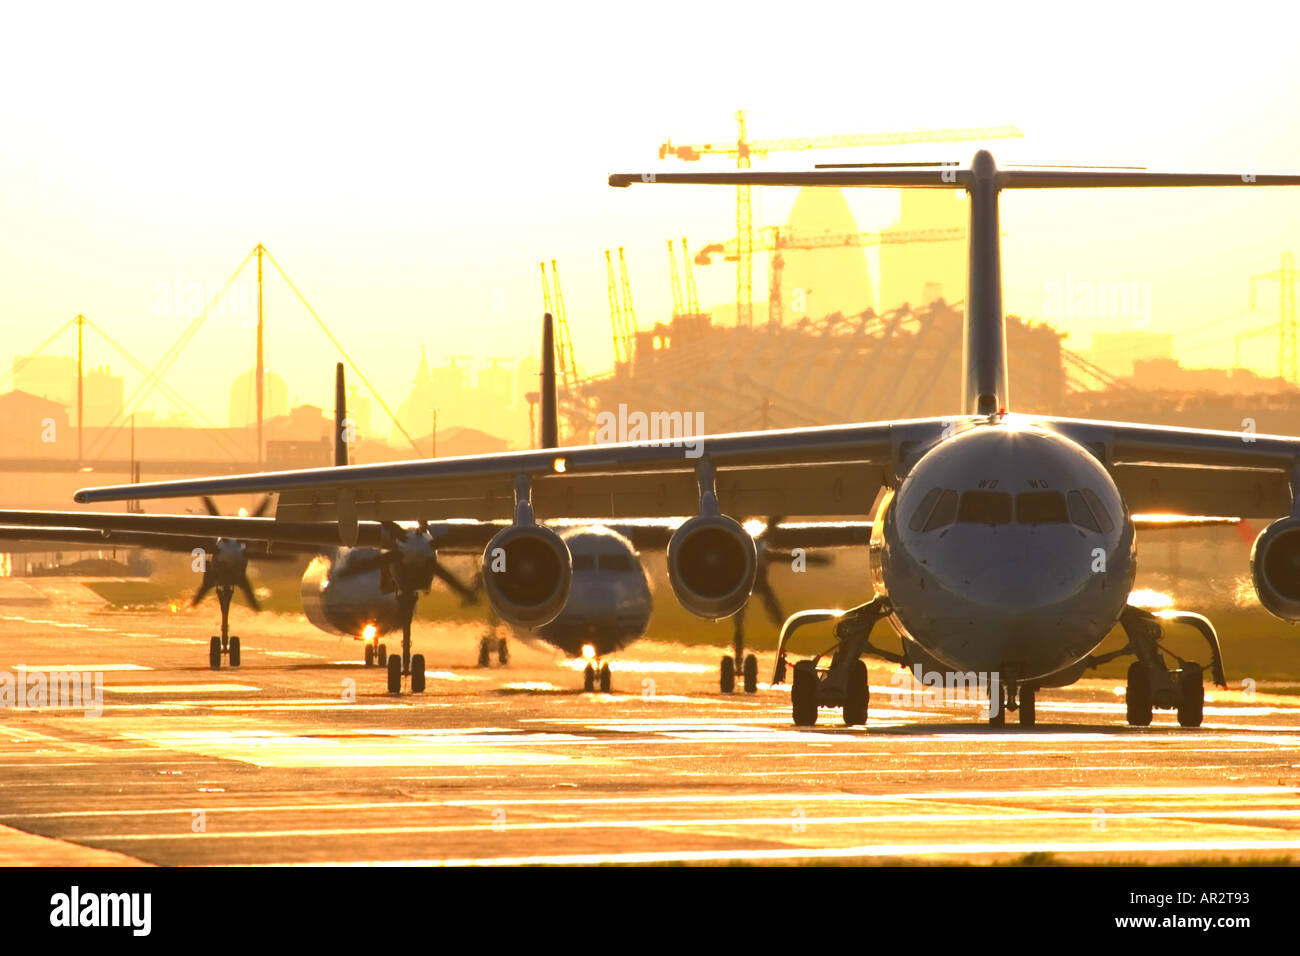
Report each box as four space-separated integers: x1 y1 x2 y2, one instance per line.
528 526 653 658
298 526 654 659
876 418 1136 683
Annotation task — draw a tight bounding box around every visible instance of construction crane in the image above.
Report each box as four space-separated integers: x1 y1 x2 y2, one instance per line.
696 226 965 325
540 260 578 390
667 240 684 318
681 237 701 315
658 112 1021 327
1251 251 1297 381
618 248 638 351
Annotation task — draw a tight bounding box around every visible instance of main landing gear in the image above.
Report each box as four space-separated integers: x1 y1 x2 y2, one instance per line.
583 661 612 693
477 635 509 668
775 598 894 727
208 586 241 670
719 607 760 694
1087 605 1226 728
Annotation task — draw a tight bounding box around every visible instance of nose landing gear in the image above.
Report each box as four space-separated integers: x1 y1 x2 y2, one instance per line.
583 661 612 693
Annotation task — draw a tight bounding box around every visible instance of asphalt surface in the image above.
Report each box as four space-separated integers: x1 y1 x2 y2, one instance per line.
1 576 1299 866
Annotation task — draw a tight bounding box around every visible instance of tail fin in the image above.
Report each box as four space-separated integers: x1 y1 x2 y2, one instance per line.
334 362 349 467
540 313 558 450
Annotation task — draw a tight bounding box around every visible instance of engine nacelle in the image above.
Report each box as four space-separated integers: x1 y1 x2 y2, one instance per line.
482 524 572 628
1251 517 1300 620
666 514 757 620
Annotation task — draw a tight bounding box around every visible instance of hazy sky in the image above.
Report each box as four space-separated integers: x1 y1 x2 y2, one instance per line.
3 1 1299 430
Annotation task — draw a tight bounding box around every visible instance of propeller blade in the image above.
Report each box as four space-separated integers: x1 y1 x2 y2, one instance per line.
250 494 273 518
379 520 407 545
191 565 215 606
237 570 261 612
756 578 785 628
432 560 480 606
200 496 221 517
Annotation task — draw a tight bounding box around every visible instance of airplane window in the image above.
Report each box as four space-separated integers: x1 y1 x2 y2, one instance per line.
922 489 959 531
1067 490 1102 532
597 554 632 571
572 554 596 571
957 491 1012 525
1015 491 1068 525
1080 488 1115 533
908 488 943 531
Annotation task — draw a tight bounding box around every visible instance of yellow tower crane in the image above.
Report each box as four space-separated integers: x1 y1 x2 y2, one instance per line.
695 226 965 324
540 260 578 390
658 113 1021 326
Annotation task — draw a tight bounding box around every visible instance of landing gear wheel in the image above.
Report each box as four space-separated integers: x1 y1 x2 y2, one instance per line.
743 654 758 694
720 655 736 694
842 659 869 726
1177 663 1204 728
773 656 787 685
386 655 402 694
410 654 426 694
228 636 241 669
209 637 221 671
497 638 509 666
376 644 388 667
599 663 611 694
365 644 375 667
1019 686 1036 727
988 684 1006 727
1126 661 1153 726
478 638 492 669
791 660 818 727
583 664 596 693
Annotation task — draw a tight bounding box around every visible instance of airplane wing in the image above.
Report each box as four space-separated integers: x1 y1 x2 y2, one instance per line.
72 419 917 524
0 525 319 557
68 413 1300 527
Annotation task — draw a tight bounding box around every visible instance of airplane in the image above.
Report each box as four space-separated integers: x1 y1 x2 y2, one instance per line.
63 151 1300 730
1 317 863 694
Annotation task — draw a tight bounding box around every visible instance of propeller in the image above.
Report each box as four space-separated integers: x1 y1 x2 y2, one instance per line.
188 496 272 611
734 517 835 648
336 520 481 605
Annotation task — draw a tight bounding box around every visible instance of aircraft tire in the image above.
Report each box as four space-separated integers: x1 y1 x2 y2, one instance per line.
365 645 374 667
386 655 402 694
599 663 611 693
1177 664 1203 728
410 654 426 693
1126 661 1153 726
743 654 758 694
477 638 491 668
720 656 736 693
1019 687 1036 727
842 659 868 726
497 639 509 666
209 637 222 671
377 644 388 667
791 660 817 727
229 636 241 669
583 664 596 693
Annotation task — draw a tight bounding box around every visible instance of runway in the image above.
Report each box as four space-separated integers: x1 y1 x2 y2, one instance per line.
1 578 1299 866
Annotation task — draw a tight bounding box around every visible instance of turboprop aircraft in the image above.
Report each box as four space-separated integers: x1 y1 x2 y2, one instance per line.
70 151 1300 728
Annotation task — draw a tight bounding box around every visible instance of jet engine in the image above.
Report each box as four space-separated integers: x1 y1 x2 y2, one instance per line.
1251 516 1300 620
482 524 572 628
666 514 757 619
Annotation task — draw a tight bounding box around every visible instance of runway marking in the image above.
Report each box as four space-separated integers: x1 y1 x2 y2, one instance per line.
105 684 261 694
17 664 151 672
279 838 1300 866
438 784 1300 807
27 806 1300 830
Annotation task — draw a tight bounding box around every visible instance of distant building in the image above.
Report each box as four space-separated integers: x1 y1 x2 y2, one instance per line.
11 356 124 427
228 367 289 427
1091 332 1174 379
